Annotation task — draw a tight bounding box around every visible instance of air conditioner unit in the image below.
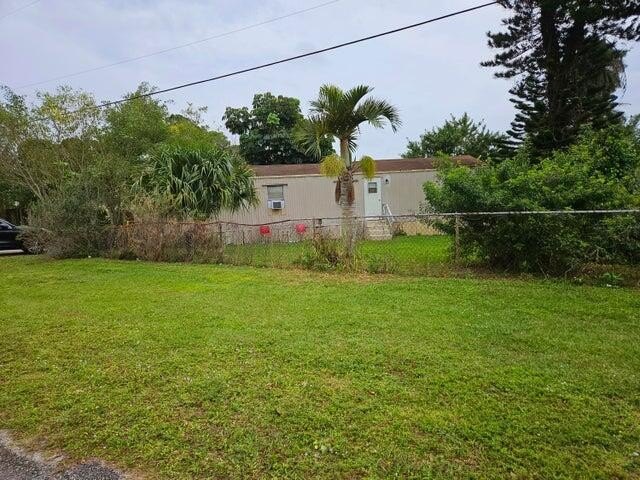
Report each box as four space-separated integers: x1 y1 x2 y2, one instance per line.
268 199 284 210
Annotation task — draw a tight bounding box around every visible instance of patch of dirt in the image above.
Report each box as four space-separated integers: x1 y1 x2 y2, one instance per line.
0 431 128 480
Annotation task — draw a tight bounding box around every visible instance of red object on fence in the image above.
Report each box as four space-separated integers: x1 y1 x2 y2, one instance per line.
259 225 271 236
295 223 307 235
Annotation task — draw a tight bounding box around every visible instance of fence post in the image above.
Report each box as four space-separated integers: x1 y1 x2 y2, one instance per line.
454 214 461 264
312 218 316 238
218 222 224 263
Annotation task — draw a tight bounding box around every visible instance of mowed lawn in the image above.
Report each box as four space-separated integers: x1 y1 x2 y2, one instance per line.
1 257 639 479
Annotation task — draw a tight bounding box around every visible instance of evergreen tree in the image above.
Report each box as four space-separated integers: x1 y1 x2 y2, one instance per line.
483 1 640 158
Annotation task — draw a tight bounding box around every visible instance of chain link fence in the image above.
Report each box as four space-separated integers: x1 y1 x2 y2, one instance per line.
111 210 640 281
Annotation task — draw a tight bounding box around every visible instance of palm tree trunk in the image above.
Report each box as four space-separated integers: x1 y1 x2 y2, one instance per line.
339 138 356 259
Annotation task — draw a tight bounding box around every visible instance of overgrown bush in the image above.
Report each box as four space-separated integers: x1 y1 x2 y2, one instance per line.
114 222 224 263
296 234 356 271
424 126 640 274
23 156 131 258
112 198 224 263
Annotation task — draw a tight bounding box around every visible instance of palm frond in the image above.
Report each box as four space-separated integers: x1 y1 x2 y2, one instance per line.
343 85 374 111
301 84 400 161
294 116 329 159
346 136 358 154
353 98 402 132
310 84 344 114
137 145 258 218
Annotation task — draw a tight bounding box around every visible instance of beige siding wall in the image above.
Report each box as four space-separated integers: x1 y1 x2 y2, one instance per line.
218 169 437 224
378 170 437 216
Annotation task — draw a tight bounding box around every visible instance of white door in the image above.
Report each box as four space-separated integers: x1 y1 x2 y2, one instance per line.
364 178 382 217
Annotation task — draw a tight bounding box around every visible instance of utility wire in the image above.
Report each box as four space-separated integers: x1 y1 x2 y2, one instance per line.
0 0 41 20
83 1 499 112
16 0 343 89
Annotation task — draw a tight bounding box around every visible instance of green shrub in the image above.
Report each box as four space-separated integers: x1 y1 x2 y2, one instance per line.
23 157 131 258
424 126 640 274
296 235 356 271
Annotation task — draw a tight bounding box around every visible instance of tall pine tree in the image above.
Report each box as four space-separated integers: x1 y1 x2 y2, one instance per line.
483 1 640 158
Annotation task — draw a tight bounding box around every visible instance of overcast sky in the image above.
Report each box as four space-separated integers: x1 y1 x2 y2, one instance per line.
2 0 639 158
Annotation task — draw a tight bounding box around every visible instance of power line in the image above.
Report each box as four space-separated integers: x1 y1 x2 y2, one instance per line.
16 0 343 89
0 0 41 20
84 1 499 112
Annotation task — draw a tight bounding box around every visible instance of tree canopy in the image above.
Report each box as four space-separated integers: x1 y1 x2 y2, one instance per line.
103 83 170 161
0 83 230 210
0 85 103 203
403 113 510 161
223 92 332 165
296 84 401 164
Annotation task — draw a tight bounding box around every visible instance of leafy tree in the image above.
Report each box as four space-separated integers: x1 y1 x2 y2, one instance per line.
35 86 103 144
484 1 640 158
104 84 229 161
103 83 170 161
424 125 640 273
403 113 510 161
135 145 257 219
165 114 229 150
0 85 102 202
296 84 400 256
69 83 229 161
223 92 332 165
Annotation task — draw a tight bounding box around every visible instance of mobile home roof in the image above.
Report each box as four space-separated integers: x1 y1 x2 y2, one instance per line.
250 155 478 177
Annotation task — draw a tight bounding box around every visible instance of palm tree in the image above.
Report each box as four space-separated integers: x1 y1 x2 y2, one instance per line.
296 84 401 256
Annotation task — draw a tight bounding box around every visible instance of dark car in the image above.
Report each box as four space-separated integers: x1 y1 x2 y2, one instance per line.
0 218 25 251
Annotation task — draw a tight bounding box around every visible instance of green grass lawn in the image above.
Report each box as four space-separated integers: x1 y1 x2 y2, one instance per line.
224 235 453 273
1 256 639 479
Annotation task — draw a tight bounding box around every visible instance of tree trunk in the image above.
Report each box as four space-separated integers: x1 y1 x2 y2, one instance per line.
540 2 562 151
338 138 356 259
